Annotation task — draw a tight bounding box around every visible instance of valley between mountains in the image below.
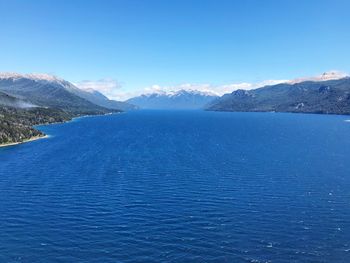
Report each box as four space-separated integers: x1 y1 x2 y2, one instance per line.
1 71 350 146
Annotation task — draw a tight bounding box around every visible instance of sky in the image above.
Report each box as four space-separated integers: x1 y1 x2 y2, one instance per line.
0 0 350 100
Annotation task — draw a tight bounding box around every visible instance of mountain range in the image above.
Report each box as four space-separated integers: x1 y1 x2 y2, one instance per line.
126 90 218 109
0 73 135 113
208 75 350 115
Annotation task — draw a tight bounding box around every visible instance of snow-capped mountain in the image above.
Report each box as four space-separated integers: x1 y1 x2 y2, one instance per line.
0 73 135 112
0 73 65 82
126 89 218 109
288 71 349 84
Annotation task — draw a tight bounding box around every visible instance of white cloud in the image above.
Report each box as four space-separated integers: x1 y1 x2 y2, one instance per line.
75 79 148 101
75 79 124 100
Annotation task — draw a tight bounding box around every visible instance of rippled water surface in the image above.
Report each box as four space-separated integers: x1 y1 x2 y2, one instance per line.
1 110 350 262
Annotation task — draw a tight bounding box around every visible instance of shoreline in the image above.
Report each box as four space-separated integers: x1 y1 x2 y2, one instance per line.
0 111 120 148
0 135 49 148
207 109 350 117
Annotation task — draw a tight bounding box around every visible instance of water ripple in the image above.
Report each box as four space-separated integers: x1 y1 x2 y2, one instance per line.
1 111 350 262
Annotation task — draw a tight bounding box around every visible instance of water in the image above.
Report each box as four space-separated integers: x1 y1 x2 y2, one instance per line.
1 110 350 262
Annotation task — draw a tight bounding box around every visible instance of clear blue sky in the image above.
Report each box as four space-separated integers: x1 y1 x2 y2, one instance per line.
1 0 350 96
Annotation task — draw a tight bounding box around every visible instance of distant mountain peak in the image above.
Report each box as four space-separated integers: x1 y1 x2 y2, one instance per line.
127 89 218 109
142 89 217 98
174 89 217 96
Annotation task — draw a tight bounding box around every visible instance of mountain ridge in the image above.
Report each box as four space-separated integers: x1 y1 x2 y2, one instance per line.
127 89 218 109
0 72 136 112
208 77 350 115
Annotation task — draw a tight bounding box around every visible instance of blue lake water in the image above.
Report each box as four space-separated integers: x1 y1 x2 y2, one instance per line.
1 110 350 262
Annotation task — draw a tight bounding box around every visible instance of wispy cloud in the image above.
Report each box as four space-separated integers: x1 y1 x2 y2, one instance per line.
75 79 124 100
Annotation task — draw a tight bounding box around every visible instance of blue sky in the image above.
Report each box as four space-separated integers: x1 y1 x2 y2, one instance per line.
0 0 350 100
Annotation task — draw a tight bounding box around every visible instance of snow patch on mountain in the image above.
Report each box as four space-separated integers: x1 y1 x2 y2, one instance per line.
289 71 349 84
0 72 65 82
142 89 217 98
